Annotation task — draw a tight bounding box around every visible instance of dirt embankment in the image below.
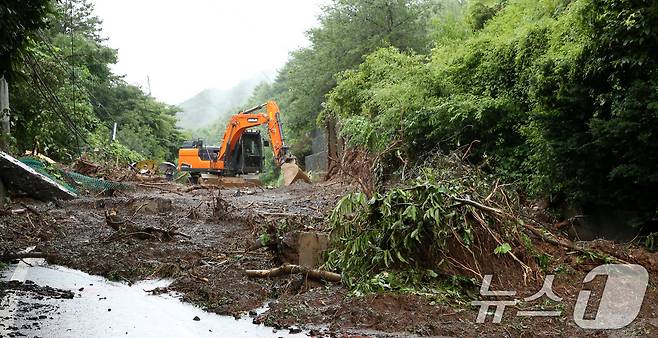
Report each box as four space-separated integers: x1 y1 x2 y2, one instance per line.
1 181 658 337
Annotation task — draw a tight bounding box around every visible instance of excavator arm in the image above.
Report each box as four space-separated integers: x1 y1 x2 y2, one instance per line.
263 101 290 166
216 101 290 169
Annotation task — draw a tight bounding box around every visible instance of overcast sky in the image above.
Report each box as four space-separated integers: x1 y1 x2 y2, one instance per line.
92 0 326 104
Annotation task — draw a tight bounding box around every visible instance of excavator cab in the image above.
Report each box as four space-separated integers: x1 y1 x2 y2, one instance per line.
179 131 265 177
224 129 263 175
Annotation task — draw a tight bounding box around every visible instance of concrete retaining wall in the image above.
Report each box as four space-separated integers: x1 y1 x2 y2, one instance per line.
305 129 329 178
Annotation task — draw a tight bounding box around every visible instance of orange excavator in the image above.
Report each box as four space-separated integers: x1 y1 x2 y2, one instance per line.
177 101 310 185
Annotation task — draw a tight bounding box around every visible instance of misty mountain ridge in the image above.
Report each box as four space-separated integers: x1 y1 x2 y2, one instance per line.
176 73 271 130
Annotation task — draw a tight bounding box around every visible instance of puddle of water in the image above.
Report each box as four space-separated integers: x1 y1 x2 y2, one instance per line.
1 262 298 338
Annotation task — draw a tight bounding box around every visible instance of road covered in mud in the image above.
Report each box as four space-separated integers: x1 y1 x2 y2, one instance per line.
1 180 658 337
0 181 360 337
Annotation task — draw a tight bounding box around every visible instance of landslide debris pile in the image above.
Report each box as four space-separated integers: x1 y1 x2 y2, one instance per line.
324 153 585 297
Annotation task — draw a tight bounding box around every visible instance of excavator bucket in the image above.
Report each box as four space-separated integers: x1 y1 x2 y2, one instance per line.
281 161 311 186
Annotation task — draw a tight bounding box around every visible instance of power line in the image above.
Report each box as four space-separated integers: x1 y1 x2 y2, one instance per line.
21 51 87 147
36 31 115 124
69 0 76 132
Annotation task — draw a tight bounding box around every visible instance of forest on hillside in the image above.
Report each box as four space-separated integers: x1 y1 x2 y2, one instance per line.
176 74 270 132
243 0 658 227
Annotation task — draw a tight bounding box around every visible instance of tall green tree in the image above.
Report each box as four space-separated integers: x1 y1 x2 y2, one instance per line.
0 0 51 77
0 0 52 150
271 0 441 157
524 0 658 212
7 0 184 161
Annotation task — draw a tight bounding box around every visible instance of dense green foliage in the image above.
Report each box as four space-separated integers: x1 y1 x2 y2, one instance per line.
326 179 468 295
0 0 51 76
319 0 658 221
238 0 443 160
1 0 184 162
220 0 658 224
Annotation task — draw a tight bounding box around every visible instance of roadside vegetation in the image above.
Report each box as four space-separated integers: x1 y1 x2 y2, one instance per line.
325 153 534 297
245 0 658 230
323 0 658 220
0 0 185 164
247 0 658 295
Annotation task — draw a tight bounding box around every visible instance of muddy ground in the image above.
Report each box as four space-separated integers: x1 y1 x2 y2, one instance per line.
1 180 658 337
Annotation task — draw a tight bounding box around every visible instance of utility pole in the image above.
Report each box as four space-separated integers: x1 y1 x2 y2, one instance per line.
112 122 117 141
0 75 9 137
147 75 152 96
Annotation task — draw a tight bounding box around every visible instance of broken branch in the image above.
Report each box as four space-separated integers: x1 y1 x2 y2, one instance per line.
454 196 630 264
453 197 505 215
183 185 220 193
245 263 341 283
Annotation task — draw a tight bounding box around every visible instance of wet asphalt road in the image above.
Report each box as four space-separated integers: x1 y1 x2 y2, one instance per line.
0 260 296 338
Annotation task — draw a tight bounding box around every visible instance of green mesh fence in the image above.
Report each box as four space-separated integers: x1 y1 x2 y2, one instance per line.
19 157 132 193
19 158 78 193
64 171 132 192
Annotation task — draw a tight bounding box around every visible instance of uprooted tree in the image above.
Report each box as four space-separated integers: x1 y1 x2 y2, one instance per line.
324 153 623 297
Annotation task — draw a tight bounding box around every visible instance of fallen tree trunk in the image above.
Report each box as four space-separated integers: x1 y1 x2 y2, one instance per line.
0 252 56 262
245 263 341 283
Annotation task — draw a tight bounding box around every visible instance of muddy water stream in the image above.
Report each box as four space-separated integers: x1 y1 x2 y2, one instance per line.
1 260 298 337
